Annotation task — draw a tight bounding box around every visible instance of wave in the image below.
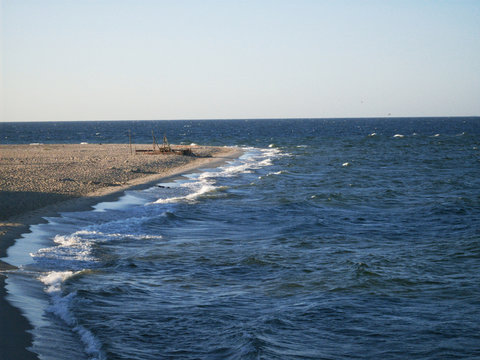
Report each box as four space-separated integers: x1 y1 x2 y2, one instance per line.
152 147 284 205
38 270 104 360
31 232 97 271
25 145 284 359
152 180 217 204
30 225 163 358
266 170 286 176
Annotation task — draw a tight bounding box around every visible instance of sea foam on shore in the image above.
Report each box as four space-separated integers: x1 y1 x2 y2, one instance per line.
0 143 242 360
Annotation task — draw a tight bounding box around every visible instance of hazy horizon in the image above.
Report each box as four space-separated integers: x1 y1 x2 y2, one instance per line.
2 116 480 124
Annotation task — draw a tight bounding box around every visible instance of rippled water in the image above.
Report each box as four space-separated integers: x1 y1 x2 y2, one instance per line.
3 118 480 359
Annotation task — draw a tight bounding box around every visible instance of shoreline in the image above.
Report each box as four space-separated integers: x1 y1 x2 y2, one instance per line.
0 144 243 360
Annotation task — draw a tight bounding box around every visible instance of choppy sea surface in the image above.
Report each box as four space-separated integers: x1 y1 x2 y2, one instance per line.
2 118 480 359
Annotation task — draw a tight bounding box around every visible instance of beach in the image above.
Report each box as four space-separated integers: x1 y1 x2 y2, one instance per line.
0 143 242 360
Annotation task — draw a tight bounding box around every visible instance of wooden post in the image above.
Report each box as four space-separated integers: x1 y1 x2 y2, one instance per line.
128 130 132 155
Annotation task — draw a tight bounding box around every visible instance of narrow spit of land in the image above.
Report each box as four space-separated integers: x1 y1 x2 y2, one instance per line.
0 143 242 360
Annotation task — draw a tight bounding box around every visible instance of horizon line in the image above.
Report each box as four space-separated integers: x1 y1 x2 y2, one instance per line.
2 115 479 123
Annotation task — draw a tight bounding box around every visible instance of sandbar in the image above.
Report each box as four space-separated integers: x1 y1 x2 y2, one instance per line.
0 143 242 359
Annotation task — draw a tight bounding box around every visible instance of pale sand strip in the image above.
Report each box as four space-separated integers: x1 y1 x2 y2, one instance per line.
0 143 242 360
0 143 242 256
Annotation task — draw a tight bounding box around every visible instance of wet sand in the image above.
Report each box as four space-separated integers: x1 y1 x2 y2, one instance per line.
0 143 242 359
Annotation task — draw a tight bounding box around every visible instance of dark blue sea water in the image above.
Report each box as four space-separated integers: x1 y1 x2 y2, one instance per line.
2 118 480 359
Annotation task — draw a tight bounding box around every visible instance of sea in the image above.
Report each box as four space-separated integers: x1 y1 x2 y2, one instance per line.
1 118 480 360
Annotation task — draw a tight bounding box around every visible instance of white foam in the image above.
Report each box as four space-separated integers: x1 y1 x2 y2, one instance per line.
153 179 217 204
76 230 162 241
261 147 286 157
38 270 104 359
187 182 216 198
31 226 163 272
393 134 404 138
260 170 287 179
258 159 273 166
199 163 253 179
268 170 285 176
152 146 285 205
342 162 351 167
31 233 96 270
70 214 164 241
39 270 77 294
210 148 282 178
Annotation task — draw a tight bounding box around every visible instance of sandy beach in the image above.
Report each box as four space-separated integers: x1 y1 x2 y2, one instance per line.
0 143 242 360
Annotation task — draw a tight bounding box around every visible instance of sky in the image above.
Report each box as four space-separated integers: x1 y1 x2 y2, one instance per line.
1 0 479 122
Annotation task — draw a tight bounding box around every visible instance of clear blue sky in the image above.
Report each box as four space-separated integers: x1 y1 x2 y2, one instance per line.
1 0 479 121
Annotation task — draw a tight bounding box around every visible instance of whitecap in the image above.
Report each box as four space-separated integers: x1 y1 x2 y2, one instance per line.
39 270 77 294
153 179 218 204
268 170 285 176
31 233 96 270
153 146 283 204
199 147 281 179
184 182 217 201
393 134 404 138
258 159 273 166
76 230 162 241
38 271 104 359
200 163 254 179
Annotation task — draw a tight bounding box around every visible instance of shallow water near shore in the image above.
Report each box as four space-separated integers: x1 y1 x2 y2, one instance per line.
3 118 480 359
